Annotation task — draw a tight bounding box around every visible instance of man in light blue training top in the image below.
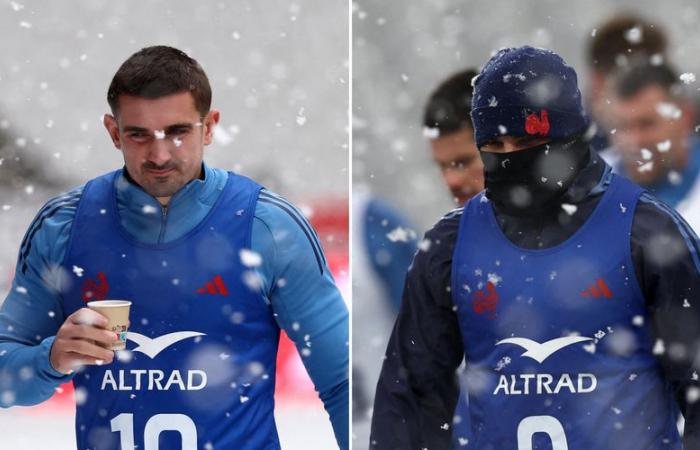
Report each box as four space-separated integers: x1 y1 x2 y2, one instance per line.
0 45 348 450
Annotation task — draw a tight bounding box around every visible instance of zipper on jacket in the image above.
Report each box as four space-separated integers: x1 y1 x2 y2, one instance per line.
158 204 168 244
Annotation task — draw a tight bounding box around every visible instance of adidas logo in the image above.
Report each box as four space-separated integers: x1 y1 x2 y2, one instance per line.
196 275 229 296
580 278 612 299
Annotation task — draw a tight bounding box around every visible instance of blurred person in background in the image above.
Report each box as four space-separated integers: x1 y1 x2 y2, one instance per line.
586 14 668 153
0 45 348 450
352 190 418 448
423 69 484 206
371 45 700 449
607 62 700 230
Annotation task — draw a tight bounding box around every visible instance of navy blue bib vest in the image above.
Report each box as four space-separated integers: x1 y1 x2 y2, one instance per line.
60 170 281 450
452 175 680 449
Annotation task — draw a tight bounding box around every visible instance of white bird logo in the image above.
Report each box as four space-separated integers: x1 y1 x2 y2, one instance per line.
126 331 206 359
496 336 593 363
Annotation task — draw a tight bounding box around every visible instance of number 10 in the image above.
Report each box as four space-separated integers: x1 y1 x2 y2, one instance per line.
111 413 198 450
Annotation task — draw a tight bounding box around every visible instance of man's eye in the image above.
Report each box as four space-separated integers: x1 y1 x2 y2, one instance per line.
129 132 149 140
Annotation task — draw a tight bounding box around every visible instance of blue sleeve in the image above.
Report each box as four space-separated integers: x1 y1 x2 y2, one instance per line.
0 189 82 406
252 190 349 450
364 198 418 311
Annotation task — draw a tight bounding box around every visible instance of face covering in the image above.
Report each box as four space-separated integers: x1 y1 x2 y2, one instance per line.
479 137 590 216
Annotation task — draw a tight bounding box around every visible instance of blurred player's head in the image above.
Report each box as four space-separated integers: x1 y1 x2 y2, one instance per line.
103 46 220 203
586 14 668 131
610 62 694 186
471 46 591 215
423 69 484 205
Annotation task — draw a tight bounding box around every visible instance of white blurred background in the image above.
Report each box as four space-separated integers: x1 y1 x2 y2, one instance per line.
0 0 348 448
353 0 700 231
352 1 700 448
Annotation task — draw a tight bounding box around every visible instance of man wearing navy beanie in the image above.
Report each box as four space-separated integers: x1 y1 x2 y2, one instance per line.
371 46 700 449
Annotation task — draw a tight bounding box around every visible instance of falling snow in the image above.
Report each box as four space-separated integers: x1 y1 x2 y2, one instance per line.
656 140 671 152
240 249 263 267
680 73 696 84
386 226 415 242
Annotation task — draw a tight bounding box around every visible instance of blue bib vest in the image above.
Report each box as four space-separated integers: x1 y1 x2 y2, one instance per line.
60 170 281 450
452 175 680 449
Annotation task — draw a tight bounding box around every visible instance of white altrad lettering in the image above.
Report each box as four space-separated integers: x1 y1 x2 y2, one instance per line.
493 373 597 395
101 370 208 391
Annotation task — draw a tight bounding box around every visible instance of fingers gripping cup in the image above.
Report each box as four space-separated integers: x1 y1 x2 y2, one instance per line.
87 300 132 350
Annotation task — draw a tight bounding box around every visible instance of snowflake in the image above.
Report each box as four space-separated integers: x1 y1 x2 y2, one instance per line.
422 127 440 139
680 73 696 84
240 249 262 267
561 203 577 215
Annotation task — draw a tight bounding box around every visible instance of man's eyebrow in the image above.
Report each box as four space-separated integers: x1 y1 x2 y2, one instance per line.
165 123 195 131
122 125 149 133
121 123 195 133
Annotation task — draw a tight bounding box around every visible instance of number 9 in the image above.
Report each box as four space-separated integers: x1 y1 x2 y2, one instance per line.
517 415 569 450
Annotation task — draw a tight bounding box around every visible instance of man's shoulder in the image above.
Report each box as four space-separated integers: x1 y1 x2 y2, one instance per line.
32 185 86 225
254 189 312 231
16 185 86 273
413 206 464 265
634 191 700 258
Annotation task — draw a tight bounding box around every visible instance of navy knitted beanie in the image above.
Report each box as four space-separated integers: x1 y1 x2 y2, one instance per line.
470 46 589 148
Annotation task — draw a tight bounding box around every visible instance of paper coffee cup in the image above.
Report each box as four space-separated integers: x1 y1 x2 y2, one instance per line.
87 300 132 350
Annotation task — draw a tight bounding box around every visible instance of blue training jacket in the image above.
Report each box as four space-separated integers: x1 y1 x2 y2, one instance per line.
0 163 349 449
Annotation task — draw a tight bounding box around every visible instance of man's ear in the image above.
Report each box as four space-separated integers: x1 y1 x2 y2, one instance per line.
103 113 122 150
203 109 221 146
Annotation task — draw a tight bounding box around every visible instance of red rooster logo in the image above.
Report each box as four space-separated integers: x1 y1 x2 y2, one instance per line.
472 281 499 319
81 272 110 302
525 110 550 136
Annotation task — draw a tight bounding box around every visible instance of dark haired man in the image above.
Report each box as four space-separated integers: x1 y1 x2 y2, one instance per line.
0 46 348 450
371 46 700 449
423 69 484 206
586 14 668 152
608 62 700 231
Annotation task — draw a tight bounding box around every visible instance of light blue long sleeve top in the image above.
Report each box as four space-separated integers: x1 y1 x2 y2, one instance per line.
0 162 349 449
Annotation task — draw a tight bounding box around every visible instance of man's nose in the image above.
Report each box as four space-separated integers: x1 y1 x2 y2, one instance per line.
444 170 463 189
147 139 172 166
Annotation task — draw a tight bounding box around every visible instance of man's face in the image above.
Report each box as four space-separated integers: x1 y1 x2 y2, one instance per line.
103 92 220 203
430 128 484 205
611 85 691 185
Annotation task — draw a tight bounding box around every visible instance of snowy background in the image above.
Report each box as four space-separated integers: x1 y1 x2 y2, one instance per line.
0 0 347 448
353 0 700 232
352 1 700 448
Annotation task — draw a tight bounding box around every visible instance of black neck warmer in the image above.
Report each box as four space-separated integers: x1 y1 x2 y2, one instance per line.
479 137 591 216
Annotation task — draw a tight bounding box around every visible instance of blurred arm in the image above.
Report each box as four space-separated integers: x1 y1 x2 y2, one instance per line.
363 197 419 311
253 190 349 450
633 194 700 448
370 213 464 449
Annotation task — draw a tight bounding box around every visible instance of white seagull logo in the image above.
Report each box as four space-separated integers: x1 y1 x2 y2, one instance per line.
126 331 206 359
496 336 593 363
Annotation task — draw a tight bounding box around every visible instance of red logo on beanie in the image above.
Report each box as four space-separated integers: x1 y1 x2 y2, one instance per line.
525 110 550 136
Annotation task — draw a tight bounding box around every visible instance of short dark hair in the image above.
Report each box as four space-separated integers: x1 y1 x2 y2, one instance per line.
107 45 212 117
423 69 478 136
614 62 680 99
587 14 667 75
